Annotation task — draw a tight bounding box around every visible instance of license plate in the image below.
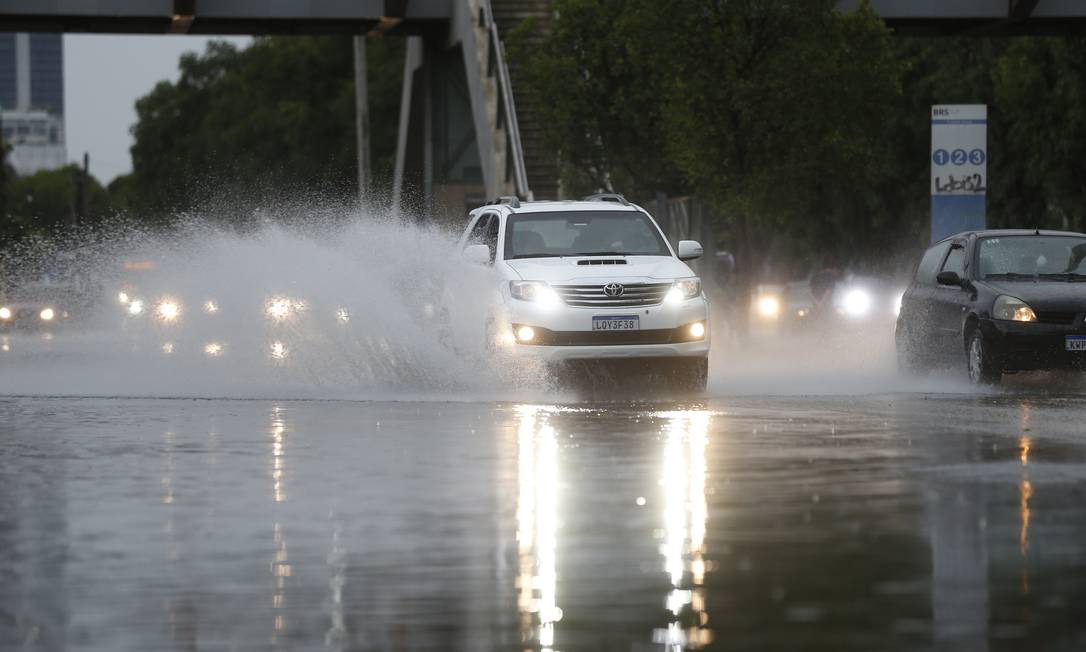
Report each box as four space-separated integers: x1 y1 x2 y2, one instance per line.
1067 335 1086 352
593 315 639 331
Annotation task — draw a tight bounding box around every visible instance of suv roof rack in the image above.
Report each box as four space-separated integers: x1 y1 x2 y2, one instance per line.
485 195 521 209
582 192 629 206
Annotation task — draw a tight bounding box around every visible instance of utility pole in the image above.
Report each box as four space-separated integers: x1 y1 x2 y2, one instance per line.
353 35 371 206
72 151 88 228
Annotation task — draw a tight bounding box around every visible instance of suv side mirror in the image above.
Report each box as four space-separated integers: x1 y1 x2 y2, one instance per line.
936 270 963 287
677 240 703 261
463 244 491 265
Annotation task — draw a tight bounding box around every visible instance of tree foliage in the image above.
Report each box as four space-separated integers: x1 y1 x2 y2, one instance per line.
515 1 1086 282
120 36 403 219
1 165 109 245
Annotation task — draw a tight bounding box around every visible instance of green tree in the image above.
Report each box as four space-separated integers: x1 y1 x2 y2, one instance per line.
646 1 903 320
2 165 110 241
512 0 692 200
120 36 403 220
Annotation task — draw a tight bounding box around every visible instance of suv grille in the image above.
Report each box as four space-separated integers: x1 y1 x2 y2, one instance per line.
552 282 672 307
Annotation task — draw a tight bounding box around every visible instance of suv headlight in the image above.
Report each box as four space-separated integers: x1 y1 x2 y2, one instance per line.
666 277 702 303
509 281 561 307
993 295 1037 322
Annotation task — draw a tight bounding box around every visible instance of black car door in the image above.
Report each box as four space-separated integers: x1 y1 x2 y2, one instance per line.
900 241 951 355
929 240 972 359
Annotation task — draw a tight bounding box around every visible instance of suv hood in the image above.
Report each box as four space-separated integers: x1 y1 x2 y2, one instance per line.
506 256 694 283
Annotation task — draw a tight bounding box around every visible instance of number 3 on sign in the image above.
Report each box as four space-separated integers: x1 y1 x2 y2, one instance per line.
969 149 986 165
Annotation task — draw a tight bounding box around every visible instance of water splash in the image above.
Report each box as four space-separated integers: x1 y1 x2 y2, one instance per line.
0 207 547 400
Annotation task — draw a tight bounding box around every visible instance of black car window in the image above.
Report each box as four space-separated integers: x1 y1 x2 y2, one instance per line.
977 235 1086 277
940 246 966 280
915 242 951 285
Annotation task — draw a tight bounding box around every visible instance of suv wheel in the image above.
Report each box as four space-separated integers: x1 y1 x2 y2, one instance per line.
671 358 708 393
967 329 1001 386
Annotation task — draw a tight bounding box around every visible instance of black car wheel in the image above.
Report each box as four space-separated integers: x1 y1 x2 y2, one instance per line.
967 329 1001 385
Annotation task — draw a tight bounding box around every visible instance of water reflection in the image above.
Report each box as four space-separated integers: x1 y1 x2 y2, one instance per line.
654 410 713 651
270 406 289 644
515 405 562 651
1018 400 1032 597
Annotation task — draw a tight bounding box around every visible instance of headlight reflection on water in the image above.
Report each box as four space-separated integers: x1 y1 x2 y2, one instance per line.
512 407 715 651
654 409 714 650
515 405 563 651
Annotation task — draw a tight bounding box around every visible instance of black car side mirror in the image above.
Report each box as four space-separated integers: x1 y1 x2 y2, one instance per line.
936 271 964 287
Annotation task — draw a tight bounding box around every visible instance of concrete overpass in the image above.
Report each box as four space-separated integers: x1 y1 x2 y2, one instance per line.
838 0 1086 35
0 1 450 35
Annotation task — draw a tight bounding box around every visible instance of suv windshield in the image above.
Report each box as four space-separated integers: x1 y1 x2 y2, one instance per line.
504 210 670 259
977 235 1086 278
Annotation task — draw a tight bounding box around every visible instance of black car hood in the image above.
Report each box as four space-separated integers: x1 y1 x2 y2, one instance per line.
980 279 1086 312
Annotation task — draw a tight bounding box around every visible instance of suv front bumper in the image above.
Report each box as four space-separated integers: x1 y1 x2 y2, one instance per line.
500 295 710 361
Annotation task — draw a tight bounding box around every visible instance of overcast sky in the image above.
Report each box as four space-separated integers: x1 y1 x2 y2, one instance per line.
63 34 252 184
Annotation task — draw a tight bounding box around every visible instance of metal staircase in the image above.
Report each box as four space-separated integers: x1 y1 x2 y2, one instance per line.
489 0 558 200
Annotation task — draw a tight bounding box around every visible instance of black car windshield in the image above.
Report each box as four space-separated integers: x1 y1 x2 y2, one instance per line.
504 210 670 259
977 235 1086 278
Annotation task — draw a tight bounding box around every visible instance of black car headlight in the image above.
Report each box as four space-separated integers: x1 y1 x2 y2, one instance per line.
993 295 1037 322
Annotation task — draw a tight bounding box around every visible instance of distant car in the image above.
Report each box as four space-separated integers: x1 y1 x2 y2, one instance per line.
757 276 903 334
452 194 710 390
896 229 1086 384
0 282 74 331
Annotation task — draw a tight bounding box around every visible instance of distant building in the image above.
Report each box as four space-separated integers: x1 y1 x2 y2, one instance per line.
0 33 66 175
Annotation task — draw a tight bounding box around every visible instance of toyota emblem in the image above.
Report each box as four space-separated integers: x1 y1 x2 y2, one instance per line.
603 283 625 297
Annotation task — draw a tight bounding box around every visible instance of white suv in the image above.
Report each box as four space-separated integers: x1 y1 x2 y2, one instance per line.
455 194 710 389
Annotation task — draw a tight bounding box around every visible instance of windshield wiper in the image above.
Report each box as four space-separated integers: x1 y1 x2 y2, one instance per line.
984 272 1037 280
575 251 635 257
1039 272 1086 282
510 253 565 259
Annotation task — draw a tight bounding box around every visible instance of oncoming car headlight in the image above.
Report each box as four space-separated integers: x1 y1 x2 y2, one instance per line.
840 288 872 318
39 308 55 321
665 277 702 303
509 281 561 307
756 296 780 319
0 306 10 320
993 295 1037 322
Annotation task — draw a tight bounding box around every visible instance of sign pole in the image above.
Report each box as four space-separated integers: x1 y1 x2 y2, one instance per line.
931 104 987 242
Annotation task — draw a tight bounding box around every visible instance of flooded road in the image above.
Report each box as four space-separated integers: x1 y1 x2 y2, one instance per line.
3 393 1086 651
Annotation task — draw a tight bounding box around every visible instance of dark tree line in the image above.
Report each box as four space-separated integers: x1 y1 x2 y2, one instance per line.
512 0 1086 287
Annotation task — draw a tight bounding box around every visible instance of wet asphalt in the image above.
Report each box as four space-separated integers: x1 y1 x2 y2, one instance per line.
2 387 1086 651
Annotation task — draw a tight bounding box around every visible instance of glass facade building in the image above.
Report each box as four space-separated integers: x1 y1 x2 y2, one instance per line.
0 33 66 174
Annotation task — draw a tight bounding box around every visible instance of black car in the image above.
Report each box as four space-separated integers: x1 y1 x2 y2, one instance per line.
896 229 1086 384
